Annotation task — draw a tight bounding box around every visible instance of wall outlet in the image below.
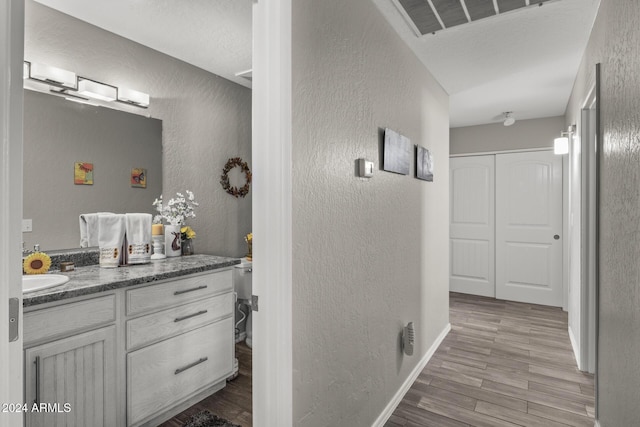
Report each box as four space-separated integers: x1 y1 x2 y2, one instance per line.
22 219 32 233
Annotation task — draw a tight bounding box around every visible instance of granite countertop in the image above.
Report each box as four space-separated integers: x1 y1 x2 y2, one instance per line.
24 254 241 307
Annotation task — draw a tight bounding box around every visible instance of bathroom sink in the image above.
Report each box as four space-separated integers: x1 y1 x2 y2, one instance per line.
22 274 69 294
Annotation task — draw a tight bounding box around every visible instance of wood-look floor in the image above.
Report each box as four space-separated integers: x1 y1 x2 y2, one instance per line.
159 293 594 427
159 342 252 427
387 292 595 427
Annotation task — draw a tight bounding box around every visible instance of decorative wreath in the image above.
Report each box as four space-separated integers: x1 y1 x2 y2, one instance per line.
220 157 252 198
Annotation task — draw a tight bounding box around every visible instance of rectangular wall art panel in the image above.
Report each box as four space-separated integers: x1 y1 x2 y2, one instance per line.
131 168 147 188
416 145 434 182
383 128 411 175
74 162 94 185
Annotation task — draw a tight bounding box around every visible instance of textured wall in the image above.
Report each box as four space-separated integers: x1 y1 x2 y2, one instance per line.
24 1 252 257
23 90 162 250
291 0 450 425
565 0 640 425
450 116 564 155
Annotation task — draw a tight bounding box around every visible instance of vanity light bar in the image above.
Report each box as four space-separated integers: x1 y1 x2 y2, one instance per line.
29 62 77 89
23 60 150 109
117 87 150 108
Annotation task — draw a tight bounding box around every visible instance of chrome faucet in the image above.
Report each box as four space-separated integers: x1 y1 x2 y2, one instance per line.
22 242 40 255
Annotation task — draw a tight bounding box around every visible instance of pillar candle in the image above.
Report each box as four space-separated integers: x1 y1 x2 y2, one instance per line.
152 224 164 235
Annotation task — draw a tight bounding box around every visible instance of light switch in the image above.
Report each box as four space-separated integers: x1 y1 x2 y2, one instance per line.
22 219 32 233
358 158 374 178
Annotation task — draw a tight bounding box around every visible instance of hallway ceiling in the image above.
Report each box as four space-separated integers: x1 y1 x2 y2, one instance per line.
374 0 601 127
35 0 600 128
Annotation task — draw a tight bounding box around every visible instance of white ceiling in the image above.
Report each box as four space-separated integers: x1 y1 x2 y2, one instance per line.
35 0 600 128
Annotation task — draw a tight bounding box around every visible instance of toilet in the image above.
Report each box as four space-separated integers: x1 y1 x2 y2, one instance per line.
234 260 252 348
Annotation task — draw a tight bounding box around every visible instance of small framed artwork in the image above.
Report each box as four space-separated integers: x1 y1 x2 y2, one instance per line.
416 145 433 182
383 128 410 175
74 162 93 185
131 168 147 188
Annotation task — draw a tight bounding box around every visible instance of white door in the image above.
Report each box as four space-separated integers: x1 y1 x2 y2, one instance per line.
450 156 495 297
496 151 563 306
1 1 25 426
252 0 293 425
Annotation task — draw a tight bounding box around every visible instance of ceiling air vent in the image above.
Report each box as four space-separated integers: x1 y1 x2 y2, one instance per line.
394 0 555 36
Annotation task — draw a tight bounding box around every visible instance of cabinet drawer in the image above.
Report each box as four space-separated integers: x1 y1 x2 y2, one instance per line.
126 292 233 350
126 269 233 316
127 318 233 426
24 294 116 346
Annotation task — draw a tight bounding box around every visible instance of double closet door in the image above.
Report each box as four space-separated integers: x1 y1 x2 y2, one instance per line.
450 151 563 307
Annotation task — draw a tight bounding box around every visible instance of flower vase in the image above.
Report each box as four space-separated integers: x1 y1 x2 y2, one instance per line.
182 239 194 256
165 224 182 257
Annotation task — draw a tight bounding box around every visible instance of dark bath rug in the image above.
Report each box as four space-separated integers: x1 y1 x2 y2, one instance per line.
183 410 241 427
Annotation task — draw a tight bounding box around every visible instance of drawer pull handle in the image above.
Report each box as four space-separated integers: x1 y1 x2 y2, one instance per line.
175 357 208 375
174 285 208 295
174 310 208 323
34 356 40 405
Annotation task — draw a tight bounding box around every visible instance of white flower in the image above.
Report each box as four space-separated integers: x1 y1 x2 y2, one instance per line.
153 191 199 226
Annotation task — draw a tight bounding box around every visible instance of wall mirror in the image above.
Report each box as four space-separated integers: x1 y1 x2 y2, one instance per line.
23 90 162 251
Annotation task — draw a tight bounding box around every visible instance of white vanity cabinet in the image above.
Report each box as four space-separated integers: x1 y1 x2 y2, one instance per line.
125 269 235 427
23 295 117 427
22 266 236 427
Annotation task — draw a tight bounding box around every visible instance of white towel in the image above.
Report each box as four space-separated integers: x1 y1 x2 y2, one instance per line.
125 213 152 264
98 214 126 268
79 212 113 247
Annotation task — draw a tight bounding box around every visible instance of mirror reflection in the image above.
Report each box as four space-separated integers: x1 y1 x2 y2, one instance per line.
23 90 163 251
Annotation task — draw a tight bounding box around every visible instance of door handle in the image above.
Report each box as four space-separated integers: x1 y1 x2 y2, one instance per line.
554 235 560 240
34 356 40 405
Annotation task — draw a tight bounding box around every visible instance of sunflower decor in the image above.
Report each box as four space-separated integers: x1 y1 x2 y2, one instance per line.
220 157 251 198
23 252 52 275
244 232 252 261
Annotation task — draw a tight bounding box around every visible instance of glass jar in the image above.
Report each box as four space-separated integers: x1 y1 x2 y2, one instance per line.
181 239 194 256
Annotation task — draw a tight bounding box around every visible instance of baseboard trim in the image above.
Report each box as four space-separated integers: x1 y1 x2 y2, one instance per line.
372 322 451 427
568 326 582 369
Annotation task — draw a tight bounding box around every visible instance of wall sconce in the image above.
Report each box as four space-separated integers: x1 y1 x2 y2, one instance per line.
23 60 150 109
554 125 576 155
554 135 569 155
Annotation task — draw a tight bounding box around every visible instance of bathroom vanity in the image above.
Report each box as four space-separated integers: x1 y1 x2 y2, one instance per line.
22 254 240 427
